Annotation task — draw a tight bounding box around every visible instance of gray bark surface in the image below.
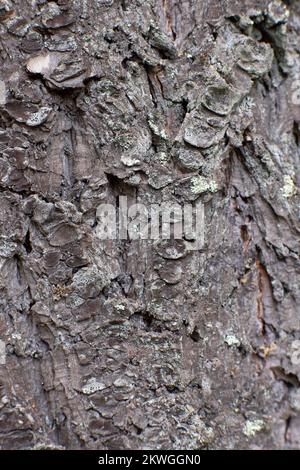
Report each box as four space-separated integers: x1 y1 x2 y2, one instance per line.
0 0 299 449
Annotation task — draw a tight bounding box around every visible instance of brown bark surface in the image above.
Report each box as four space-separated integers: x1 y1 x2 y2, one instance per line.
0 0 299 449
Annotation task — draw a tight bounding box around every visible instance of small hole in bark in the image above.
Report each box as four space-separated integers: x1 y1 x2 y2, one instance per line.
240 225 249 243
166 385 180 393
142 312 153 328
120 0 128 11
24 229 32 254
190 326 200 342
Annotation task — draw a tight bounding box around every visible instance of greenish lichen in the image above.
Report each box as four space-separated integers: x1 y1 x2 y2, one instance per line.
115 304 126 311
243 419 264 437
281 175 297 198
224 334 240 347
82 377 106 395
147 113 168 139
289 388 300 411
190 176 218 195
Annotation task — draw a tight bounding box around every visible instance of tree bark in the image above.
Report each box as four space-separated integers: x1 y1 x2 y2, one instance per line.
0 0 299 450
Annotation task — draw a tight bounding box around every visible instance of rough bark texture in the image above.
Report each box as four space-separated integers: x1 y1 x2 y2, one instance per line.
0 0 299 450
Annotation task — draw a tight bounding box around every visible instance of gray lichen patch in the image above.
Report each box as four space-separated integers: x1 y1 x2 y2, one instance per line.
148 23 177 59
243 419 265 437
224 334 241 348
26 107 52 127
158 260 183 285
121 155 141 167
174 147 204 172
156 239 188 260
0 80 7 106
71 265 111 298
183 110 229 149
266 0 290 27
82 377 106 395
148 169 174 189
289 388 300 412
147 113 168 140
120 127 152 167
281 175 297 198
201 83 241 116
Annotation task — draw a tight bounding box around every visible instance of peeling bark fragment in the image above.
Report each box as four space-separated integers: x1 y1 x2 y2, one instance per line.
158 260 182 284
26 53 99 90
183 110 229 149
148 23 177 59
235 38 274 77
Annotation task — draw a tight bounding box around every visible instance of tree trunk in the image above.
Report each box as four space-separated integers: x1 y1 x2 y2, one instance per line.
0 0 299 450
